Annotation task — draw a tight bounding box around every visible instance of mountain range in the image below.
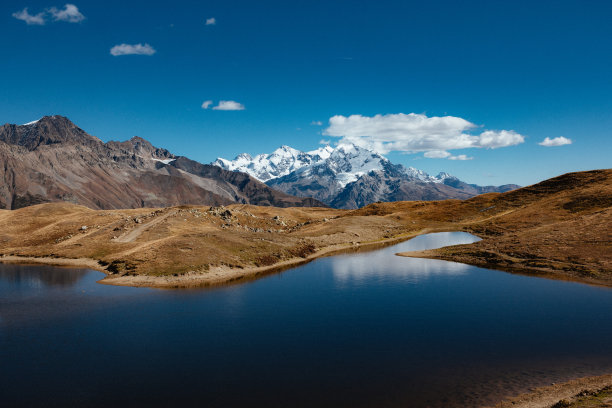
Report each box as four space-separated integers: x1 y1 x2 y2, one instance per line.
0 115 518 211
213 144 520 209
0 116 323 209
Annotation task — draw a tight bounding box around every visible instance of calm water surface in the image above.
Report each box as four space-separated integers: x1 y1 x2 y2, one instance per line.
1 232 611 407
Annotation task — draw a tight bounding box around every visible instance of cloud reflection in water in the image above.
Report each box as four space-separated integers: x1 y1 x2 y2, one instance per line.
331 232 480 285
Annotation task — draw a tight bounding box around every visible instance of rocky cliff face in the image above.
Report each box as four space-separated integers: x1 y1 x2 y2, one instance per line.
214 143 520 209
0 116 325 209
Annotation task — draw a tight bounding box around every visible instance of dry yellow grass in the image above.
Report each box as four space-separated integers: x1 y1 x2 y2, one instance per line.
0 169 610 288
397 169 612 286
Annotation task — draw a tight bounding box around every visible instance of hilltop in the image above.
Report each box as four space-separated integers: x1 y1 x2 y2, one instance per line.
396 169 612 284
0 169 609 287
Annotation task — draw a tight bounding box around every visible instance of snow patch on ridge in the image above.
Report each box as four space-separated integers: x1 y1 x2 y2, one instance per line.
22 118 41 126
152 158 176 165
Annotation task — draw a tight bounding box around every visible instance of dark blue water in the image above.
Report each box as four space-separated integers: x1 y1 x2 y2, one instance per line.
1 232 611 407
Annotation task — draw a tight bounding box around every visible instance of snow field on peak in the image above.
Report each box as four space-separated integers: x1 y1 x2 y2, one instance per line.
213 143 453 186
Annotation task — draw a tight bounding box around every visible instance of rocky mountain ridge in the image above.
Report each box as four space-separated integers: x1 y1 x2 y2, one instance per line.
0 116 324 210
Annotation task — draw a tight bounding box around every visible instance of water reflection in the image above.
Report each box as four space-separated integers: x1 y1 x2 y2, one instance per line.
1 232 611 408
0 263 88 288
332 232 480 284
332 256 470 284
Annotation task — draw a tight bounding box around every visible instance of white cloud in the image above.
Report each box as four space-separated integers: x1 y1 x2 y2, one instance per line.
477 130 524 149
323 113 525 157
49 4 84 22
319 139 331 145
311 120 323 126
201 100 213 109
423 150 472 160
212 100 245 111
13 4 85 25
449 154 472 160
423 150 451 159
110 43 156 56
12 8 46 25
205 17 216 25
539 136 572 147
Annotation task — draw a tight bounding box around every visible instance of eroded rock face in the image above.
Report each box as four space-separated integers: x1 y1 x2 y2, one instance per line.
0 116 326 210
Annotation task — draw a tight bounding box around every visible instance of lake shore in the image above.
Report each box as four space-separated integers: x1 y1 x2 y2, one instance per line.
0 229 433 288
397 245 612 288
487 373 612 408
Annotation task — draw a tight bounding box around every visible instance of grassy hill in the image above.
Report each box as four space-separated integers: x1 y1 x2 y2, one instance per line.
0 169 610 288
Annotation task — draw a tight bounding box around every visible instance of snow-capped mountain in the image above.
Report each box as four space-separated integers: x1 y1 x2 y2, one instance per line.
213 144 519 209
214 143 451 186
213 145 334 182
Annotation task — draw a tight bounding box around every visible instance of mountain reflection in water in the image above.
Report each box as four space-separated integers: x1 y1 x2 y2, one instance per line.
0 263 88 287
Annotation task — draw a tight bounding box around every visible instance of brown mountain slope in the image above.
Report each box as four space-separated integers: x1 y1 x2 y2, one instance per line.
0 116 325 209
0 169 609 288
393 169 612 283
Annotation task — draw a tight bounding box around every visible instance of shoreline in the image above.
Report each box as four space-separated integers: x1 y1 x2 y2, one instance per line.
0 228 439 289
3 227 611 289
487 373 612 408
397 247 612 288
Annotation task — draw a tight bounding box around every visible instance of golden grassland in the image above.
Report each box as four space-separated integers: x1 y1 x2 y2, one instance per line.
0 169 610 288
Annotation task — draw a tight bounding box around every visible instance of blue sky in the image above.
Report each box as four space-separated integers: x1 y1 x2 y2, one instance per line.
2 0 611 186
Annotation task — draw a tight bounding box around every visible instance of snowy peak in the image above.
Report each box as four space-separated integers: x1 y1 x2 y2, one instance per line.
213 143 392 186
435 172 456 182
213 144 330 182
307 145 334 160
212 143 455 187
211 143 518 209
403 167 452 183
321 144 389 187
236 153 253 161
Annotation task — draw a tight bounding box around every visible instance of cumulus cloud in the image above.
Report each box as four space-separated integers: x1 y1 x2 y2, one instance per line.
12 8 46 25
323 113 524 158
539 136 572 147
110 43 156 56
201 100 213 109
311 120 323 126
205 17 216 25
49 4 84 22
477 130 524 149
212 100 245 111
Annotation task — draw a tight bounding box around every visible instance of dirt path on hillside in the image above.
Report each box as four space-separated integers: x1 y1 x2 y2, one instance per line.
114 211 175 243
